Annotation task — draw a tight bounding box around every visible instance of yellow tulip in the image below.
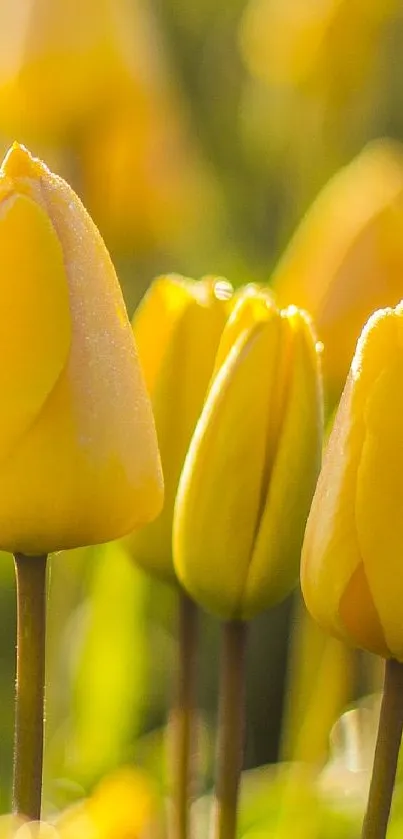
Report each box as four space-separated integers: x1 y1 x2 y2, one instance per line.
0 143 163 555
128 274 233 581
173 289 323 620
273 140 403 406
0 0 135 141
301 303 403 660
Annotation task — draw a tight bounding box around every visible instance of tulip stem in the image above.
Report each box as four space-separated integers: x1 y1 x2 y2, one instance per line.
13 552 48 821
170 589 199 839
361 658 403 839
214 620 247 839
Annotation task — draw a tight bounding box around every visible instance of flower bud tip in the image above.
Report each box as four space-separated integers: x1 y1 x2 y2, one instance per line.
1 142 44 179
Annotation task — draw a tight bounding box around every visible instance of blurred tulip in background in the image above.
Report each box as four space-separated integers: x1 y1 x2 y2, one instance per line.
238 0 402 239
55 766 160 839
0 0 224 281
273 141 403 407
0 0 139 143
83 100 222 262
240 0 396 100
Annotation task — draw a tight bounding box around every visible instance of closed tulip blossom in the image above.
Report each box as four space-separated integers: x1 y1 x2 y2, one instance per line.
129 274 232 582
0 143 163 556
301 303 403 660
174 288 323 620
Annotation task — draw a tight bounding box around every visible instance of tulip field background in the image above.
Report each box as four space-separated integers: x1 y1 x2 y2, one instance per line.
3 1 403 836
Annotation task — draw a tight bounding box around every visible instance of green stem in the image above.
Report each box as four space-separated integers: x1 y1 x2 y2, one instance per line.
361 658 403 839
13 553 48 821
169 589 199 839
214 620 247 839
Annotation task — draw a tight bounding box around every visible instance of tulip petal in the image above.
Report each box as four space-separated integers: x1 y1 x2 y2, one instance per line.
338 562 389 658
244 311 322 617
301 372 364 635
174 315 282 619
212 284 274 375
356 319 403 659
0 190 70 461
133 275 195 394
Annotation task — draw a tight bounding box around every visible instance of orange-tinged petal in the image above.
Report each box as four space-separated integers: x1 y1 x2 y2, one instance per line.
273 140 403 404
301 371 364 635
0 191 70 462
174 314 283 618
338 563 389 658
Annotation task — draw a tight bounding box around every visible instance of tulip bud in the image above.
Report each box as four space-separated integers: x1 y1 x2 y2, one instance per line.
0 143 163 555
173 289 323 620
128 274 233 582
301 303 403 660
272 140 403 406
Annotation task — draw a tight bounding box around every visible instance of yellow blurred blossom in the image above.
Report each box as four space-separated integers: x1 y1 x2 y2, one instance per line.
273 140 403 406
0 0 142 141
82 99 221 255
55 767 159 839
240 0 397 100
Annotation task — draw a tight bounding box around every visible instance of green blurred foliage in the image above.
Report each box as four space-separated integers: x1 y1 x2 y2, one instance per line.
59 543 149 786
